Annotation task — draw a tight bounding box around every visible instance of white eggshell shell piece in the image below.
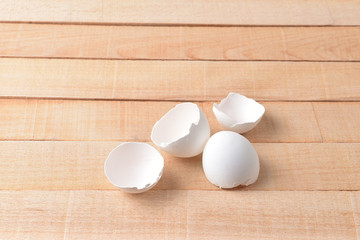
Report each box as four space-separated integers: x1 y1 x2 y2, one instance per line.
151 102 210 158
202 131 260 188
104 142 164 193
213 92 265 133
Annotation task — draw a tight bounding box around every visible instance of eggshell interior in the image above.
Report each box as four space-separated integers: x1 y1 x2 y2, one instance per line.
151 103 199 145
213 93 265 133
104 142 164 193
151 102 210 158
202 131 260 188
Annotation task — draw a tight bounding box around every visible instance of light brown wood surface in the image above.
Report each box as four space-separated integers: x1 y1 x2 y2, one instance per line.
0 191 357 239
0 141 359 191
1 24 360 61
0 1 359 239
1 58 359 101
313 102 360 142
352 192 360 240
0 0 359 26
0 99 324 142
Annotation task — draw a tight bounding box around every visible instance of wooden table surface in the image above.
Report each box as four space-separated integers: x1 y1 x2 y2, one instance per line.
0 1 360 239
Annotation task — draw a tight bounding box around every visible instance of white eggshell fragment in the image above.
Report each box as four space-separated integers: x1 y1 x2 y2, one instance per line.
104 142 164 193
213 92 265 133
151 102 210 158
202 131 260 189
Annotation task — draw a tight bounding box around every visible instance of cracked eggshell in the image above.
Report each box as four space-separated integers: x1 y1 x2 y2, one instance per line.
213 92 265 133
104 142 164 193
202 131 260 189
151 102 210 158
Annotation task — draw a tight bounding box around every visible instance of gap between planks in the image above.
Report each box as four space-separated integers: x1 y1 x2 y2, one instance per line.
3 56 360 62
1 97 360 103
0 189 359 192
1 21 360 28
0 96 196 103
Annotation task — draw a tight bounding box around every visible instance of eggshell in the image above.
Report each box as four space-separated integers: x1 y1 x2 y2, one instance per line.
202 131 260 188
104 142 164 193
213 92 265 133
151 102 210 158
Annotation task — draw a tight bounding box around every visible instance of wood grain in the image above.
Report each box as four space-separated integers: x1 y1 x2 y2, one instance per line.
327 0 360 26
188 191 357 240
0 99 322 142
0 0 359 26
313 102 360 142
0 190 357 239
1 24 360 61
1 0 359 238
351 192 360 240
1 58 360 101
0 141 359 191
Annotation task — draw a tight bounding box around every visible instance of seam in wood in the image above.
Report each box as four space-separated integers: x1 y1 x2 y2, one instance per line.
251 67 255 97
202 62 207 100
1 96 360 103
185 191 189 240
0 20 360 28
63 191 74 240
14 24 23 50
0 189 359 192
1 56 360 63
319 62 330 99
312 102 324 142
0 139 338 143
31 100 38 140
350 192 360 240
111 60 118 98
279 28 289 61
100 0 104 22
324 0 335 26
1 141 358 144
105 26 113 59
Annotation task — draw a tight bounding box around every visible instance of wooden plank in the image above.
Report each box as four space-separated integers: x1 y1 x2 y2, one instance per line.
0 190 357 239
0 191 69 239
0 0 359 26
1 24 359 61
327 0 360 26
4 99 359 143
188 191 356 240
0 141 359 191
351 192 360 240
0 99 38 140
313 102 360 142
1 58 360 101
0 99 321 142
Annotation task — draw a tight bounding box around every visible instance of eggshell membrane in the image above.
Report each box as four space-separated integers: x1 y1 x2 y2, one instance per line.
151 102 210 158
104 142 164 193
213 92 265 133
202 131 260 189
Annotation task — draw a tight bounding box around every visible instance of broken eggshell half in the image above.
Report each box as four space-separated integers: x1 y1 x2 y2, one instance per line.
104 142 164 193
213 92 265 133
202 131 260 189
151 102 210 158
